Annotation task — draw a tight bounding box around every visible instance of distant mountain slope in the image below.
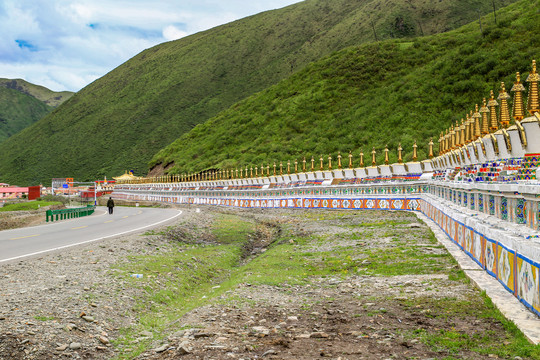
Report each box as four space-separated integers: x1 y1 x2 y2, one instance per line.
0 79 73 108
150 0 539 174
0 87 52 143
0 0 518 185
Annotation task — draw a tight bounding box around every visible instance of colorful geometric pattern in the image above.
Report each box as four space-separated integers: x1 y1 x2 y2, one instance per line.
497 244 515 293
489 195 495 216
501 197 508 221
479 193 484 213
517 255 540 315
485 239 497 277
518 153 540 180
516 198 526 225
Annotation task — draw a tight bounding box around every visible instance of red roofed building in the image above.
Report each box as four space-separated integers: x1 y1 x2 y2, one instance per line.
0 186 29 199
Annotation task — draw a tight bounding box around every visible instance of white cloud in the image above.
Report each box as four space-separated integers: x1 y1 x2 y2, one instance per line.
162 25 188 41
0 0 302 92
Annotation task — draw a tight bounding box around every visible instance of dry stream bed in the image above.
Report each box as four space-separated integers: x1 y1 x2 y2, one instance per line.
0 207 539 359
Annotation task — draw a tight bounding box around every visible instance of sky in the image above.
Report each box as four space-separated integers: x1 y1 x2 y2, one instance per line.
0 0 302 92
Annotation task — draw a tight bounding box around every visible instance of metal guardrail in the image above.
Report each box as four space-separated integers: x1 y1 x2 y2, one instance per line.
46 205 96 222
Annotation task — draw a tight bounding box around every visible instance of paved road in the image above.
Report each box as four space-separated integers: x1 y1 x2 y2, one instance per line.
0 206 182 263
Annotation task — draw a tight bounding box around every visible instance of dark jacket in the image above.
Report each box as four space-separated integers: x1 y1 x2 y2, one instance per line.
107 199 115 208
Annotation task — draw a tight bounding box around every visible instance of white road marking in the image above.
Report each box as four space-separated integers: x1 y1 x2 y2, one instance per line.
0 210 182 264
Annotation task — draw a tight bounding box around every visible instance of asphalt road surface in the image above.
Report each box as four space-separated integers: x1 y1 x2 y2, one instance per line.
0 206 182 263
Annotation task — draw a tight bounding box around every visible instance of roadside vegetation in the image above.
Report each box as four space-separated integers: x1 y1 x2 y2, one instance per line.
0 200 63 212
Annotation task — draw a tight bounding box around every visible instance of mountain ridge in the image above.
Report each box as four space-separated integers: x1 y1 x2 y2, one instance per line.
0 78 73 108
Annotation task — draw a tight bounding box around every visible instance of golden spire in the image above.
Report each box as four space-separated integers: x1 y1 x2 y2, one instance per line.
256 166 259 177
348 151 353 169
359 151 364 167
371 147 376 166
311 156 315 171
273 162 276 176
449 126 455 149
480 98 490 135
511 72 526 121
294 159 298 174
438 134 443 155
250 167 253 178
226 169 230 179
337 151 342 169
302 157 306 172
454 121 460 147
428 138 434 159
527 60 540 115
240 167 243 178
488 90 499 132
236 168 239 179
412 140 418 161
287 160 290 175
465 114 471 144
384 145 389 165
473 104 481 139
279 161 283 175
398 143 403 162
319 155 324 170
266 164 270 176
328 154 332 170
498 82 511 128
460 118 466 146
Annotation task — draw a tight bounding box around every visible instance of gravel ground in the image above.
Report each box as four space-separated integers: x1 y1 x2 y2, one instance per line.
0 206 528 360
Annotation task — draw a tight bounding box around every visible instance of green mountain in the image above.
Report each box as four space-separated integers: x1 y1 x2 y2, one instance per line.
0 0 513 185
0 79 73 108
0 87 52 143
150 0 539 173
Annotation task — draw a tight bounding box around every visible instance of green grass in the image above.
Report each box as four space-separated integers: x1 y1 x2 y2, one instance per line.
111 210 540 359
151 0 538 175
0 201 62 212
402 293 540 359
0 87 52 144
112 215 257 358
0 0 519 185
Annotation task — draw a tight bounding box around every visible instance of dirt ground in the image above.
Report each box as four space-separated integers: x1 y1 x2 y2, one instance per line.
0 206 532 360
0 210 47 231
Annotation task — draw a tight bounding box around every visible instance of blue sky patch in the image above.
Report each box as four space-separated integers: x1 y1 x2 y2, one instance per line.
15 39 38 51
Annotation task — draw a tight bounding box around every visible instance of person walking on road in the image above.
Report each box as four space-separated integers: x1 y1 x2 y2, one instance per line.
107 197 115 215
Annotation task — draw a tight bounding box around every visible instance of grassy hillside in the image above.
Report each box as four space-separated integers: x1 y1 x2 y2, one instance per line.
0 0 513 185
0 79 73 107
150 0 539 173
0 87 52 143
